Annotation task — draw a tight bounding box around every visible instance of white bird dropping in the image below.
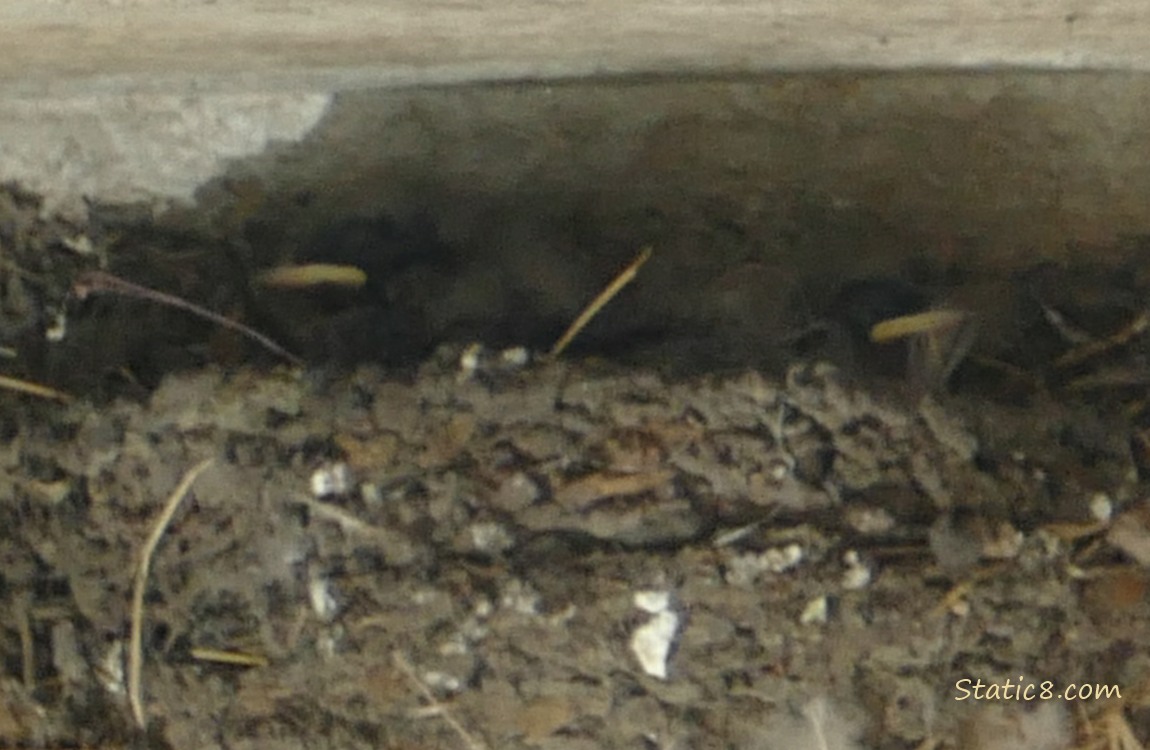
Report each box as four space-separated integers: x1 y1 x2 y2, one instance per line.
630 590 680 679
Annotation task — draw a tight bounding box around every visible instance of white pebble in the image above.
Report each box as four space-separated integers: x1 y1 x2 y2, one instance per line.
45 309 68 342
423 671 462 693
457 342 483 380
1090 493 1113 523
841 550 872 590
310 462 352 497
499 346 531 367
799 595 829 625
308 574 338 621
469 522 515 553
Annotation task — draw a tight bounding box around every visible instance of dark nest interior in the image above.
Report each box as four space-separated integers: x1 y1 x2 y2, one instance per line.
1 72 1149 750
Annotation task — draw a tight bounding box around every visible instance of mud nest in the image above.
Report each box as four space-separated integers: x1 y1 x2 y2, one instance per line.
0 183 1149 749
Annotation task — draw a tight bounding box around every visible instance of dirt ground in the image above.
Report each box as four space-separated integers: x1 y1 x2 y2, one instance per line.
1 182 1149 750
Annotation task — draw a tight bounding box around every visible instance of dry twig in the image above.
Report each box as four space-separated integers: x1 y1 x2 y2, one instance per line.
73 270 303 366
128 458 213 728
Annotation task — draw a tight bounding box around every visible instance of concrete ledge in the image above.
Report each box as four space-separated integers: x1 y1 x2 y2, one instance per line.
5 0 1150 100
5 0 1150 265
0 92 330 215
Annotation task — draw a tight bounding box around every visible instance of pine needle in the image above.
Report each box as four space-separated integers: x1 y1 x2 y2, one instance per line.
548 246 652 359
189 647 268 668
0 373 72 402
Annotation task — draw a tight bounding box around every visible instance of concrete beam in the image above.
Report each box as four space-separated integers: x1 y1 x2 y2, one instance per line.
3 0 1150 243
4 0 1147 98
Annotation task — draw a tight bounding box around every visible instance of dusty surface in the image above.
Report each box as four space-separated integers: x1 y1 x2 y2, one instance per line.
2 185 1150 750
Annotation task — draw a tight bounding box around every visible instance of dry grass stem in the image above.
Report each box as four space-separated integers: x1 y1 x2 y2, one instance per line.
14 594 33 689
392 650 488 750
1056 310 1150 370
1065 366 1150 392
1074 702 1147 750
0 373 72 402
128 458 214 729
929 563 1007 618
549 246 652 358
189 647 268 668
296 494 400 541
73 270 303 367
1040 302 1096 346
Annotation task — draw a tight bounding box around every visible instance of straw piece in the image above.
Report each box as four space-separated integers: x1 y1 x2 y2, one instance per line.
549 246 652 358
128 458 214 728
190 647 269 668
0 373 72 402
392 650 488 750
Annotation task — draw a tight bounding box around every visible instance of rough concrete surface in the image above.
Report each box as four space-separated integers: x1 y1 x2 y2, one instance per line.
8 70 1150 268
0 92 330 217
5 0 1150 95
4 0 1150 225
